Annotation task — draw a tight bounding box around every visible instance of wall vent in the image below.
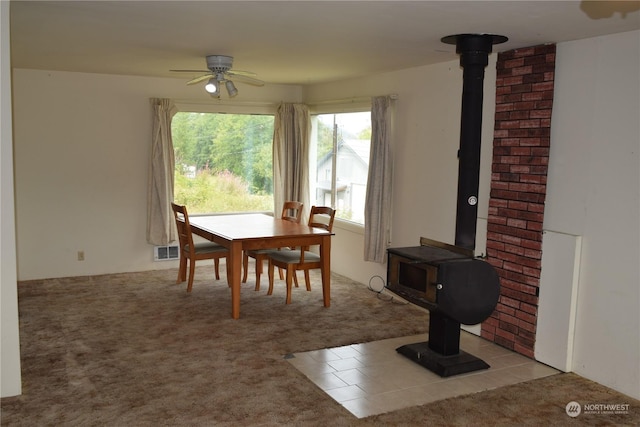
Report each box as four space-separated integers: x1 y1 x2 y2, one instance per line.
154 245 180 261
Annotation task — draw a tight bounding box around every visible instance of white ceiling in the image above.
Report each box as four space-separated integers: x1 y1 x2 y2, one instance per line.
9 1 640 85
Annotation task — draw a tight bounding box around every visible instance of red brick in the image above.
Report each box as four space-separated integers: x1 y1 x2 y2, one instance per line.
521 91 545 101
501 288 539 305
516 310 537 324
524 54 547 65
504 243 526 255
494 335 514 349
507 129 531 138
489 198 509 208
535 100 554 110
494 129 509 138
500 173 521 182
518 137 543 147
507 218 527 229
497 138 522 147
530 109 552 119
532 81 555 92
512 65 533 76
503 261 524 273
496 103 515 113
527 203 545 213
496 327 516 342
511 84 533 94
523 73 545 84
524 248 542 259
513 228 543 242
527 221 543 232
496 304 517 318
521 119 542 128
531 147 550 156
509 182 546 194
514 101 536 111
510 165 530 174
503 75 524 85
499 321 519 334
518 328 537 343
498 120 523 129
490 189 519 200
488 214 507 226
511 147 532 156
536 44 556 55
515 335 536 351
532 63 556 75
513 47 536 57
509 110 530 120
514 343 534 358
504 58 525 68
521 238 543 250
500 295 522 309
519 303 538 315
497 93 523 103
522 266 541 278
495 111 510 121
487 257 503 269
492 163 511 173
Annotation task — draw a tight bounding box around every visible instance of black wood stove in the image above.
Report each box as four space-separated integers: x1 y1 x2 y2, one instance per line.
386 33 507 377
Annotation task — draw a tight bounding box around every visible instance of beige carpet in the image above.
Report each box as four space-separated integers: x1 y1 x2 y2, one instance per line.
2 267 638 426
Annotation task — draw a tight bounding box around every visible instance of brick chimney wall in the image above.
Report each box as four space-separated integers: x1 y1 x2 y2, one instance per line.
482 44 556 358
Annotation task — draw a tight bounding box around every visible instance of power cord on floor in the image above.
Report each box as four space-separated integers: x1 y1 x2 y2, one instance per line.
368 275 409 305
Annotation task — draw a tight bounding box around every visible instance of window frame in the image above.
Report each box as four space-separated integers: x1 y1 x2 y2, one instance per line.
309 102 372 228
171 101 278 215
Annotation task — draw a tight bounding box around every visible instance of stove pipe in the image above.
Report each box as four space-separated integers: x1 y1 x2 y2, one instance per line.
441 34 508 250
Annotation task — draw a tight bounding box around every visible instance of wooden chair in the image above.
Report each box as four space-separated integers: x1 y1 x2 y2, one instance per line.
242 201 303 291
267 206 336 304
171 203 230 292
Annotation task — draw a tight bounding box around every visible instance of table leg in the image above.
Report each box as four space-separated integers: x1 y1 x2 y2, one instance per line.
230 241 242 319
320 235 331 307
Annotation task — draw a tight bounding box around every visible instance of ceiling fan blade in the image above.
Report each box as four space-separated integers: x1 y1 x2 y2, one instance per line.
226 69 257 77
170 69 211 73
186 74 214 85
227 73 265 87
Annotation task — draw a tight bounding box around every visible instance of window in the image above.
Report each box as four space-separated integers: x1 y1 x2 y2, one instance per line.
172 112 275 214
311 111 372 224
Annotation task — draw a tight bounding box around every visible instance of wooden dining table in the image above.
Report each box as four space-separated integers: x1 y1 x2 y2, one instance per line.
188 213 333 319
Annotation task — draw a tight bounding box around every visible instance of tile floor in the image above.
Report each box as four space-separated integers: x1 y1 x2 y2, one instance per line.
286 331 559 418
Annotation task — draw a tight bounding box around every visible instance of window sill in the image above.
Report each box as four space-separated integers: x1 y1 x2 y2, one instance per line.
334 218 364 235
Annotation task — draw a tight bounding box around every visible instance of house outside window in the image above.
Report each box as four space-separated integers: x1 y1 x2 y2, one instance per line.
311 111 371 224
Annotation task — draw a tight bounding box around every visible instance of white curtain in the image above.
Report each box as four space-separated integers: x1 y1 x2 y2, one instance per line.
147 98 177 245
272 103 311 222
364 96 394 262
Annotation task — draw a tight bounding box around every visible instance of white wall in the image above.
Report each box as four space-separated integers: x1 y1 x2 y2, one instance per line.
544 31 639 399
12 70 301 280
1 0 22 398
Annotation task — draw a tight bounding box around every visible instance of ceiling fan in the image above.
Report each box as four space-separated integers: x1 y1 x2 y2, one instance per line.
171 55 264 98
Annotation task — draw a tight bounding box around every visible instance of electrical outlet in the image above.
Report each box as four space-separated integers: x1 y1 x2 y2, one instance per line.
77 251 85 261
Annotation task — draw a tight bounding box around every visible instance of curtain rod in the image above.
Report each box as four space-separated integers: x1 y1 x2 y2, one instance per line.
307 93 398 106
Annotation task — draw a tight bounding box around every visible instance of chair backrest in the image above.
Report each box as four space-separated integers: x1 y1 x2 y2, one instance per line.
281 201 303 223
171 203 195 252
308 206 336 232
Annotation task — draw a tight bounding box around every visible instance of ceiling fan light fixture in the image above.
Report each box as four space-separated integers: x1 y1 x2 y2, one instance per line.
225 80 238 98
204 78 219 94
